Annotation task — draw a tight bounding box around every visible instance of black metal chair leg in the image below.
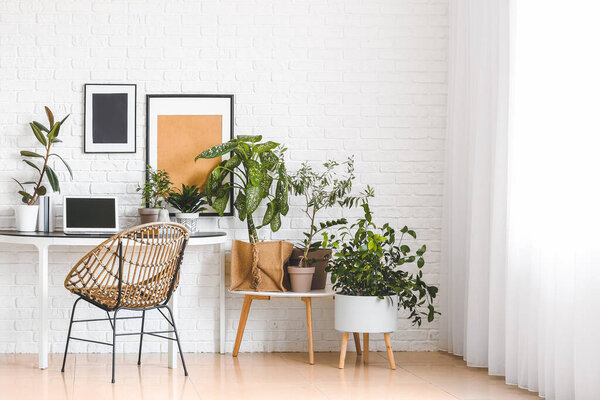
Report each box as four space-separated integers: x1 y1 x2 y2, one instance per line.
137 310 145 366
164 305 188 376
111 309 118 383
61 297 82 373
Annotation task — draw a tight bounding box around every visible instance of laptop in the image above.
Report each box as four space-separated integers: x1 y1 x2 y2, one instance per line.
63 196 119 234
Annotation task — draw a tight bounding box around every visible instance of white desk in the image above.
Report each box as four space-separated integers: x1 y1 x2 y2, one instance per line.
230 289 334 364
0 230 227 369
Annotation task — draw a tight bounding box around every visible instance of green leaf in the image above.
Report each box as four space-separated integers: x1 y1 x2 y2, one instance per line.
23 159 41 173
36 186 47 196
45 165 60 192
50 153 73 179
45 106 54 127
417 258 425 268
262 201 276 225
236 135 262 143
59 114 69 125
260 172 273 197
18 190 32 200
47 121 61 140
50 138 62 143
30 123 47 146
254 141 279 153
33 121 49 133
407 230 416 239
247 160 263 186
270 212 281 232
245 184 262 215
20 150 44 158
212 193 229 215
195 141 238 160
223 155 241 170
259 150 278 171
12 178 25 191
234 192 247 221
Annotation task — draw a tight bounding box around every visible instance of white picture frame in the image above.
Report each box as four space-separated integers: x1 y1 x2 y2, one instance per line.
84 84 136 153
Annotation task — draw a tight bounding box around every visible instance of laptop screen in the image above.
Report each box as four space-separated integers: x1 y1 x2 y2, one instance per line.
65 197 117 229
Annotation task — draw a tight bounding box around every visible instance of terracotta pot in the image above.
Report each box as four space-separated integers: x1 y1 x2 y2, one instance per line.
284 248 332 290
138 208 160 224
287 266 315 292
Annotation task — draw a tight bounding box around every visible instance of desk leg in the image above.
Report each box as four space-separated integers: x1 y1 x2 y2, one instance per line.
219 245 225 354
167 294 177 369
233 295 269 356
301 297 314 365
38 244 49 370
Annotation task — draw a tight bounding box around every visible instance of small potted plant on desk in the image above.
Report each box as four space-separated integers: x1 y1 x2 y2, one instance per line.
288 157 373 292
195 135 292 291
166 184 208 232
137 166 172 224
326 201 439 369
13 107 72 231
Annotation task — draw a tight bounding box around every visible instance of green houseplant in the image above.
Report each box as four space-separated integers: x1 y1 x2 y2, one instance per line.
13 107 72 231
137 166 173 224
287 157 373 291
326 202 438 335
195 135 293 292
167 184 208 232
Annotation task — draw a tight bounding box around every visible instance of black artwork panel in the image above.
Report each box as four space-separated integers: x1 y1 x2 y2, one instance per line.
92 93 128 143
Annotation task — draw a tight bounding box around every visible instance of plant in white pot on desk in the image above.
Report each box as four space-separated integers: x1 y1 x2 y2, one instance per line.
288 156 373 292
195 135 293 292
137 166 172 224
13 107 72 231
166 184 208 232
326 202 439 369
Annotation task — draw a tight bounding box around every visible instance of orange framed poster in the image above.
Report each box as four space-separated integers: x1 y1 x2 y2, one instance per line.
146 94 234 216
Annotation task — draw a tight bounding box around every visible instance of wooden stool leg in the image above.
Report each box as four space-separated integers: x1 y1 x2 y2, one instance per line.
353 332 362 355
233 295 253 357
338 332 349 369
363 333 369 364
384 333 395 369
301 297 314 365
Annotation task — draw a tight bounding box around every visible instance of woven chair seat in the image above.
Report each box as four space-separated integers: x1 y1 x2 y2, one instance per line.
64 223 189 311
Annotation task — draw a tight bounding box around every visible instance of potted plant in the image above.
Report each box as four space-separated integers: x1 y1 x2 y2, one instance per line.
326 202 439 334
195 135 293 291
288 157 373 292
13 107 72 231
137 166 172 224
166 184 208 232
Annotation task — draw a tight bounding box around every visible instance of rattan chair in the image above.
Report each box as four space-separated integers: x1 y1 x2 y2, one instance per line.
60 222 190 383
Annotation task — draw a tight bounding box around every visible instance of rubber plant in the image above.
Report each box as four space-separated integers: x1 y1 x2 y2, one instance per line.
289 156 374 267
195 135 289 243
13 107 72 205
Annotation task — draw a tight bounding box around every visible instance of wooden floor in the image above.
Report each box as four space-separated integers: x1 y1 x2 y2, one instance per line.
0 352 540 400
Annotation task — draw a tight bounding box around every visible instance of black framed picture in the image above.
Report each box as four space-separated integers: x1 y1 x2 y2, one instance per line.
84 84 136 153
146 94 234 216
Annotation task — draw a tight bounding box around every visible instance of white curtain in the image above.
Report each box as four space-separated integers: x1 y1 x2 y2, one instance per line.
441 1 600 399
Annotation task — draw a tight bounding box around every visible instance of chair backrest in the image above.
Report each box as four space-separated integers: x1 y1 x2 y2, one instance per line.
65 222 189 310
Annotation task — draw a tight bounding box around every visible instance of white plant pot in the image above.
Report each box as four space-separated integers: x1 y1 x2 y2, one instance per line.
175 212 200 232
15 204 39 232
334 294 398 333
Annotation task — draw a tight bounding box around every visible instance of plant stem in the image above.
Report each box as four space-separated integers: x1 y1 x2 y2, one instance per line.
28 141 52 206
247 213 259 243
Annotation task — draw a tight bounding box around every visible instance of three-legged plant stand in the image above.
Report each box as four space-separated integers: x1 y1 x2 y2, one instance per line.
338 332 395 369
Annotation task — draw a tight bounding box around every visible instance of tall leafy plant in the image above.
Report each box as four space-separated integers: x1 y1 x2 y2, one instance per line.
195 135 289 243
13 107 72 205
325 202 439 326
289 157 373 267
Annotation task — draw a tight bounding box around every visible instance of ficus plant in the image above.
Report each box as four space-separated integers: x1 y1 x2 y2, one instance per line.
289 156 374 267
195 135 289 243
324 202 439 326
13 107 72 205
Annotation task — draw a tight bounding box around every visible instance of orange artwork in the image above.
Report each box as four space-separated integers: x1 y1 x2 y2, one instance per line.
157 115 223 189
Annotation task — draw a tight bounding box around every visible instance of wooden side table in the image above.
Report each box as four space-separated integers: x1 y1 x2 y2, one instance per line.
231 290 364 365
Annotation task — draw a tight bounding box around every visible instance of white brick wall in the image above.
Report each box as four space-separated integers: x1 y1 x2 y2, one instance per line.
0 0 447 354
